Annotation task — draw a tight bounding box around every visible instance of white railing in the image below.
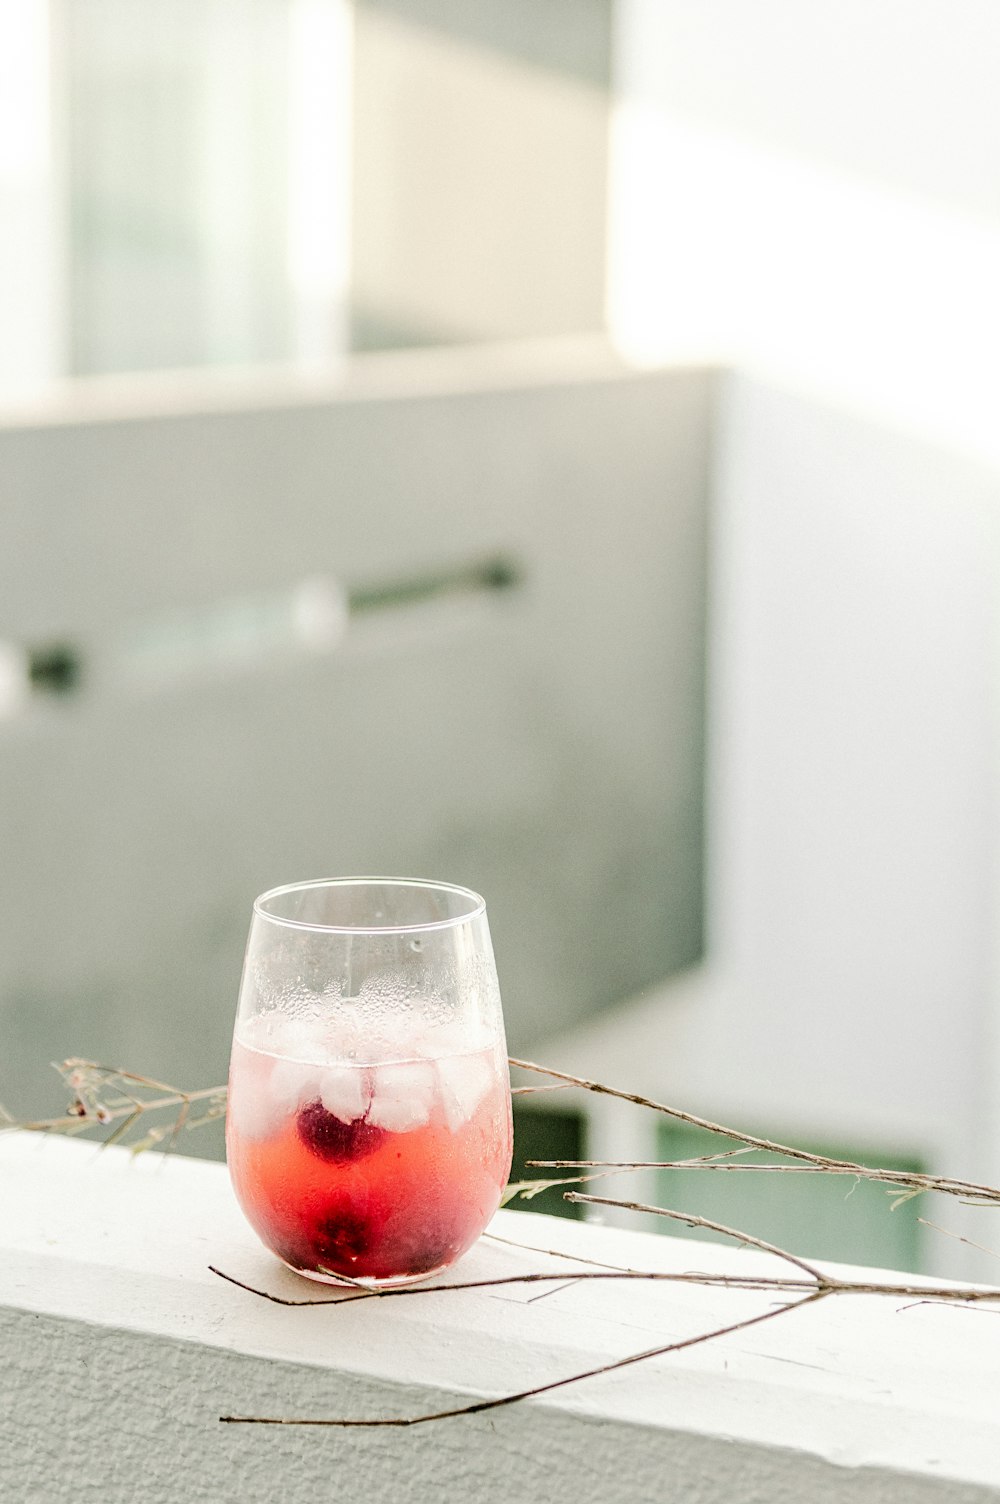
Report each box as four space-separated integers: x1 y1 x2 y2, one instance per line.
2 1131 997 1502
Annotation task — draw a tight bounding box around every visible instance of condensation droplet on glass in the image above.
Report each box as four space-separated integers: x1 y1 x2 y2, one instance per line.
409 938 422 952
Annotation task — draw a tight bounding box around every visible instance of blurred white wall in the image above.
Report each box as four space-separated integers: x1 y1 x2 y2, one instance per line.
609 0 1000 467
553 0 1000 1280
707 375 997 1174
540 369 1000 1280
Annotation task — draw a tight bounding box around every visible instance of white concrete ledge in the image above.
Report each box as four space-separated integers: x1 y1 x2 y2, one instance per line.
2 1132 998 1502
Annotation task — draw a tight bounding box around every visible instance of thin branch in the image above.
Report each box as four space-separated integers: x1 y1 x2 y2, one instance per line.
209 1264 374 1300
219 1291 825 1426
210 1266 349 1306
564 1194 1000 1304
483 1228 651 1275
62 1058 225 1107
510 1083 576 1097
210 1257 1000 1310
509 1058 1000 1205
530 1151 775 1172
917 1219 1000 1262
208 1262 824 1306
530 1157 940 1191
531 1157 941 1202
1 1060 227 1154
567 1192 825 1281
532 1158 845 1171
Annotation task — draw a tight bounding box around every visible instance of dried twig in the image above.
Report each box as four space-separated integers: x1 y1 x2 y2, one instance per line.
567 1192 824 1279
210 1262 815 1304
2 1059 227 1154
917 1219 1000 1263
482 1228 650 1274
209 1256 1000 1311
9 1049 1000 1434
510 1083 576 1097
509 1058 1000 1206
563 1194 1000 1304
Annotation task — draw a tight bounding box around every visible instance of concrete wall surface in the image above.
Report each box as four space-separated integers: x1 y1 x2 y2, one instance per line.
3 1131 999 1504
0 339 710 1118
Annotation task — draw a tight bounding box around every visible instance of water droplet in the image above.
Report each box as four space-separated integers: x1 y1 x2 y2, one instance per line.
409 938 423 952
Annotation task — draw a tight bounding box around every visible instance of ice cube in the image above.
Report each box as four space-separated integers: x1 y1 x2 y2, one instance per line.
228 1089 281 1141
269 1056 322 1117
319 1063 372 1124
275 1015 330 1063
435 1050 495 1132
245 1010 317 1062
228 1044 284 1139
231 1096 266 1139
236 1014 269 1052
365 1011 426 1065
416 1020 489 1060
366 1058 437 1134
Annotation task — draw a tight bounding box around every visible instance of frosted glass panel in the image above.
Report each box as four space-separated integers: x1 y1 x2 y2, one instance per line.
2 1 607 384
64 0 295 373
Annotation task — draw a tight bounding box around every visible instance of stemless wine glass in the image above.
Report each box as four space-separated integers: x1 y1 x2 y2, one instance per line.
226 878 513 1287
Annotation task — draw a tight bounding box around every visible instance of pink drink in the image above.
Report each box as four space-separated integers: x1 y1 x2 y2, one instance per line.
227 1014 513 1284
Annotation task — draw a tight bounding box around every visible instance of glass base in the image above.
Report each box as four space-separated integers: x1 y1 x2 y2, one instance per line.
279 1257 450 1291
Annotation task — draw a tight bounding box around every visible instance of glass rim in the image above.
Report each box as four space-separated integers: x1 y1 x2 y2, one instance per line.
252 876 488 936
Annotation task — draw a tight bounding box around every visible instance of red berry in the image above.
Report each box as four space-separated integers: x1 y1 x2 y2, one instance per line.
314 1207 373 1265
296 1100 386 1163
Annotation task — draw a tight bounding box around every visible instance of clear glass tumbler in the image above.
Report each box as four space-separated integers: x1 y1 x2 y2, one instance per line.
226 878 513 1287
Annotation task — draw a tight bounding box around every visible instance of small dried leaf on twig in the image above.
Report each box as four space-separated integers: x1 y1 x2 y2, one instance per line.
499 1176 593 1206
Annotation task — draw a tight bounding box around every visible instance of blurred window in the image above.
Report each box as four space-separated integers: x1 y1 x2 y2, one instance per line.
656 1122 924 1274
0 0 610 392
